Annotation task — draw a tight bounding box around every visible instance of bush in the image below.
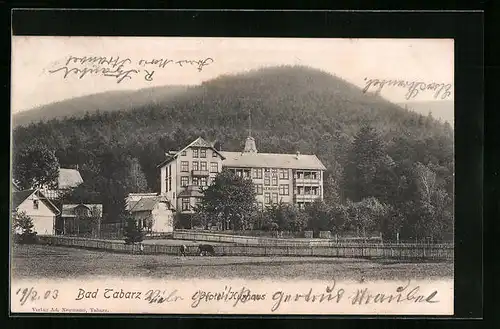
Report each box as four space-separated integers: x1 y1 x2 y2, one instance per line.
12 211 38 244
123 216 144 245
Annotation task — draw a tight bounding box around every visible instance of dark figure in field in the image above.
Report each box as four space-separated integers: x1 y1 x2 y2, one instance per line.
198 244 215 256
179 244 187 257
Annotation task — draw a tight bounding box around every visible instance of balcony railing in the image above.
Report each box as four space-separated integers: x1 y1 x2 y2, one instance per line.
294 177 321 184
294 194 322 201
191 170 210 177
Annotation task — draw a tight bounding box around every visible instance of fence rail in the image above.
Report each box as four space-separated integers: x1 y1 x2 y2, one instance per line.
173 230 384 247
37 235 453 261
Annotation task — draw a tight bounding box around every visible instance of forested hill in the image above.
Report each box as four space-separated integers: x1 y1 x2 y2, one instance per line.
13 65 454 234
12 85 189 127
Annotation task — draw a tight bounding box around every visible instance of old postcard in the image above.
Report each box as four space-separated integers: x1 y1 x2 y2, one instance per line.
10 36 454 315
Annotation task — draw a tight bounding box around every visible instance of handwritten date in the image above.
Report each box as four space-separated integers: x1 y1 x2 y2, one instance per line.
15 287 59 306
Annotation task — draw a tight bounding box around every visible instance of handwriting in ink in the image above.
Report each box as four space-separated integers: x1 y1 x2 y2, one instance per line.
138 57 214 72
16 287 59 306
48 64 139 83
350 280 439 305
144 289 183 304
271 281 345 312
363 77 452 100
191 286 266 308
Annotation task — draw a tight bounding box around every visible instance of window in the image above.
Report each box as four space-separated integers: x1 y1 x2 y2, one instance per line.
272 176 278 186
200 177 208 186
272 168 278 176
168 177 172 191
181 161 189 172
264 168 270 177
298 202 305 210
297 171 304 179
279 184 289 195
254 184 263 195
279 169 289 180
192 161 199 171
264 176 270 186
193 149 199 158
311 172 318 180
181 199 190 211
272 193 279 204
297 187 304 195
244 170 251 178
236 170 242 177
200 161 207 171
252 168 262 179
33 199 39 210
200 149 207 158
212 151 218 158
181 150 187 156
210 162 218 173
264 193 271 204
305 187 311 195
181 176 189 187
192 177 199 186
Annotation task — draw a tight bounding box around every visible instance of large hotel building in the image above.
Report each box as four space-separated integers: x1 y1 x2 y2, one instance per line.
158 136 326 213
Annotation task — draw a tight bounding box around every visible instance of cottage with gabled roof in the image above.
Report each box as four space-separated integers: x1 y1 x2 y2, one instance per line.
12 189 60 235
126 193 175 234
157 134 326 213
60 203 103 236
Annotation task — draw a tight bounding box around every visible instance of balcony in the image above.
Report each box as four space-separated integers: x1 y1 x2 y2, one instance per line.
294 194 322 202
191 170 210 177
294 177 321 185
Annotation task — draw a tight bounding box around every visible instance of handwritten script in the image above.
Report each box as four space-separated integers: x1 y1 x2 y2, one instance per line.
47 55 215 83
363 77 452 100
14 280 442 314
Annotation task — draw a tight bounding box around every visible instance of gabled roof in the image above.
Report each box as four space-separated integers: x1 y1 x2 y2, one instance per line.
156 137 226 168
12 190 36 209
62 204 103 217
58 169 83 189
129 195 172 212
220 151 327 170
12 189 61 216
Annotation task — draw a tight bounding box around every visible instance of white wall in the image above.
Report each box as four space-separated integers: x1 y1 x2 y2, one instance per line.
16 194 56 235
151 202 174 233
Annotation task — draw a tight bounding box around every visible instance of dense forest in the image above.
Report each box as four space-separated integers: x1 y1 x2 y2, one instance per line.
12 65 454 241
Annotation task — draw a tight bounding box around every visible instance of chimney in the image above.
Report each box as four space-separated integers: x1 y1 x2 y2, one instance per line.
296 151 300 159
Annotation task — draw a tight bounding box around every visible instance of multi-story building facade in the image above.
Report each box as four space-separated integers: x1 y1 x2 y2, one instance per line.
158 136 326 213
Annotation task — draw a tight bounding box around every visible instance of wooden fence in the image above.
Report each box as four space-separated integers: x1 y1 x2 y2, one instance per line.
37 235 453 261
172 230 382 247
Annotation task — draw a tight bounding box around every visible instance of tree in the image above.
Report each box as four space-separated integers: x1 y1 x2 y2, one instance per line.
305 199 332 236
345 197 390 238
123 216 144 245
12 210 38 244
13 142 60 190
265 202 309 233
343 125 387 201
194 169 256 230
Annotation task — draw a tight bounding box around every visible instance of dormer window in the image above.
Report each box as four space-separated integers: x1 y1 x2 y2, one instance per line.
33 199 39 210
181 150 187 156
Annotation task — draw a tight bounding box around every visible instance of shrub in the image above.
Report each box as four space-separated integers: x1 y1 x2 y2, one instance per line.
12 211 38 244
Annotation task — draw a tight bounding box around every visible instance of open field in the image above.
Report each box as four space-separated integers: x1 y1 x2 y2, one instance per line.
11 244 453 281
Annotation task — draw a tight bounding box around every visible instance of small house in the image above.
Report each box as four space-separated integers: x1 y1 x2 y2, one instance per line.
60 204 103 236
127 194 175 234
12 189 60 235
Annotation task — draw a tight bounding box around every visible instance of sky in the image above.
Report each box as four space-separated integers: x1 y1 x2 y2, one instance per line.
11 37 454 113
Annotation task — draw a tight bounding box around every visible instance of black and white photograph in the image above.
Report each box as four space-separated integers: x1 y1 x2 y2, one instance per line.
10 36 455 314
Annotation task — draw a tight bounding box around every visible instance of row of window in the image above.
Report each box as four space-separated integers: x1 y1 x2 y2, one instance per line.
181 176 209 187
181 161 218 173
254 184 289 195
166 164 173 192
296 171 320 180
181 148 218 158
297 186 321 195
180 198 313 212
